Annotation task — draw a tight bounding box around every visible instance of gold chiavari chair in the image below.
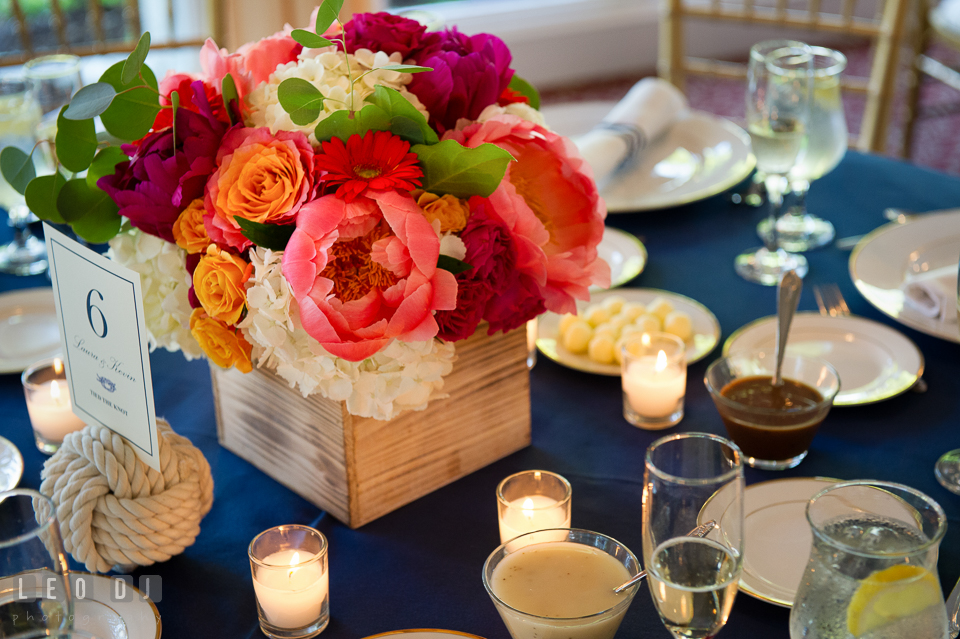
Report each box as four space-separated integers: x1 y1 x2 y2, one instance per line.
658 0 912 153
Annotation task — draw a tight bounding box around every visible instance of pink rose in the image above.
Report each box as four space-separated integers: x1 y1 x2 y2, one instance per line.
199 31 301 100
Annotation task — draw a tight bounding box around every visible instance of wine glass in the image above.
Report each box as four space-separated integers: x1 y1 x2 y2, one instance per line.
735 41 813 285
935 267 960 495
642 433 744 638
758 47 848 252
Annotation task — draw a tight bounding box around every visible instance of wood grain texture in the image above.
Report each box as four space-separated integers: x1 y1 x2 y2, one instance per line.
212 328 531 528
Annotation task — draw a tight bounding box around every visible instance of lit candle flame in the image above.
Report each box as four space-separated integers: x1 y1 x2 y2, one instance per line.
288 551 300 580
50 380 61 401
522 497 535 520
53 358 63 375
655 350 667 373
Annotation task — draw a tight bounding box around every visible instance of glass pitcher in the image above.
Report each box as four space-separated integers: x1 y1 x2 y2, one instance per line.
790 481 948 639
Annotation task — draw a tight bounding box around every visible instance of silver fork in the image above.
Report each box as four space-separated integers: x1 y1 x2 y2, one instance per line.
812 284 928 393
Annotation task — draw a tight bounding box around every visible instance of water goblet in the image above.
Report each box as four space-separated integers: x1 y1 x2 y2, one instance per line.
935 266 960 495
642 433 744 638
735 40 813 285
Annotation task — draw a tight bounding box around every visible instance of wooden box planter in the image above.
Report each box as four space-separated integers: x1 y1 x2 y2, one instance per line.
210 328 531 528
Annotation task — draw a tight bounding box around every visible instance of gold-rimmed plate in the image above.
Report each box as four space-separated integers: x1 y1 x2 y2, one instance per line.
0 288 61 374
70 573 161 639
723 312 924 406
595 227 646 291
536 288 720 375
362 631 485 639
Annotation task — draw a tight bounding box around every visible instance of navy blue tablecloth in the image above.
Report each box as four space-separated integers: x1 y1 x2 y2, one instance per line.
1 150 959 639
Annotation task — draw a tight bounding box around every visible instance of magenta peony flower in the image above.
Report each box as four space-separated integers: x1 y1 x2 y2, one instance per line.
407 29 514 133
341 12 440 59
98 82 228 243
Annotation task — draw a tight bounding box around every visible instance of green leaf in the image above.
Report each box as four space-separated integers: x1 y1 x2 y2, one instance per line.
437 255 473 275
277 78 325 126
508 74 541 110
365 85 438 145
56 179 121 242
25 172 67 223
315 0 345 35
412 140 515 198
314 105 391 143
63 82 116 120
291 29 332 48
121 32 151 85
171 89 179 146
376 64 433 74
235 217 296 251
86 146 128 189
99 61 160 141
0 147 35 195
222 73 240 125
55 106 97 173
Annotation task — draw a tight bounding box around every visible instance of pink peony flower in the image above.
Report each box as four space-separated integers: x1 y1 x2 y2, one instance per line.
282 190 458 361
445 114 610 314
341 12 440 59
199 31 301 101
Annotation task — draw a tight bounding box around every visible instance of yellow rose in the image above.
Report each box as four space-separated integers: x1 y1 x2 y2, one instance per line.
189 308 253 373
415 190 470 233
193 244 249 325
172 198 211 254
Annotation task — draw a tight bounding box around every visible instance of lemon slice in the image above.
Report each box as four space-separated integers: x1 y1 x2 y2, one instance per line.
846 564 941 637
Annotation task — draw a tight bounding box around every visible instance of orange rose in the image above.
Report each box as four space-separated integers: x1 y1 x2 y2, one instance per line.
172 199 211 254
193 244 249 325
415 190 470 233
205 127 314 250
189 308 253 373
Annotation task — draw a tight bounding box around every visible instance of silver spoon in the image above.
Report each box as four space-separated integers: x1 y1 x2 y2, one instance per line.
612 520 717 594
773 270 803 387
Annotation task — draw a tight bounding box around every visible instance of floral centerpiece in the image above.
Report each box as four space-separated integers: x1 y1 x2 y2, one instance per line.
3 0 609 421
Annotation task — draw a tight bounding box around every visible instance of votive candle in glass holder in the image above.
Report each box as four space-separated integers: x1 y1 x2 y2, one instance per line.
621 332 686 430
22 357 86 454
497 470 572 544
249 525 329 639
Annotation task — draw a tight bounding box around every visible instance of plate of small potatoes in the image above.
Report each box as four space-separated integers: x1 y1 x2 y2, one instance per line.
536 288 721 375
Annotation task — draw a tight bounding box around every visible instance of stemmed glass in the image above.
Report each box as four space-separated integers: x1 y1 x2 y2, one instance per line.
758 47 848 252
642 433 744 638
935 267 960 495
735 41 813 285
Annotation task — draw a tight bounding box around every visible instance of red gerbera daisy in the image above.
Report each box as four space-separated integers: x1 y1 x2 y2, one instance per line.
315 130 423 202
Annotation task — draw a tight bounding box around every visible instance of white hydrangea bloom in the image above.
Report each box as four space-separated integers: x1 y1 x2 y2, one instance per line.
240 247 457 421
245 47 430 146
107 227 202 359
476 102 548 128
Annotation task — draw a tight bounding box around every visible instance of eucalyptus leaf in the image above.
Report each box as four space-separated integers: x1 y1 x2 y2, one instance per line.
63 82 116 120
86 146 128 190
437 255 473 275
121 32 151 85
412 140 514 198
55 106 97 173
222 73 240 125
70 199 122 244
315 0 345 35
0 147 35 195
99 61 160 141
171 89 179 144
277 78 325 126
508 74 541 110
313 105 390 143
235 217 296 251
376 65 433 74
365 85 438 145
291 29 332 48
56 179 120 241
25 172 67 223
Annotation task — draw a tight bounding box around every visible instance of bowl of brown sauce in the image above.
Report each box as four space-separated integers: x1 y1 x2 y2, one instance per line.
704 351 840 470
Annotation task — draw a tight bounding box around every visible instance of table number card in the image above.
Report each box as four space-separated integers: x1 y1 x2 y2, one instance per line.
44 224 160 472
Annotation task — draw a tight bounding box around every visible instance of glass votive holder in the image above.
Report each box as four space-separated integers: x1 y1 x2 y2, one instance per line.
22 357 86 454
497 470 572 544
620 332 686 430
249 525 329 639
526 320 537 369
24 54 82 116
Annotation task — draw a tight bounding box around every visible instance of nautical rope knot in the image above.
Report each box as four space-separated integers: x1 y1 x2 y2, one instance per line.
38 418 214 573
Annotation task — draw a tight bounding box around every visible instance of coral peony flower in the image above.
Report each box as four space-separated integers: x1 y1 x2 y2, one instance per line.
341 12 440 58
408 29 514 133
199 32 301 101
415 191 469 233
445 114 609 314
190 308 253 372
99 82 227 242
193 244 249 325
282 190 457 362
315 130 423 202
204 126 314 250
154 73 230 130
173 198 211 254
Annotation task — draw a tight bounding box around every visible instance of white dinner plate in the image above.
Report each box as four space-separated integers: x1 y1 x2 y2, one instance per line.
595 227 646 291
541 101 755 212
0 287 62 374
850 209 960 343
70 573 161 639
0 435 23 492
536 288 721 375
362 631 485 639
723 313 924 405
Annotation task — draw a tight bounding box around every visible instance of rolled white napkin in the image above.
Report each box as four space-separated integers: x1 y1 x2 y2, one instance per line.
901 265 958 322
576 78 689 183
